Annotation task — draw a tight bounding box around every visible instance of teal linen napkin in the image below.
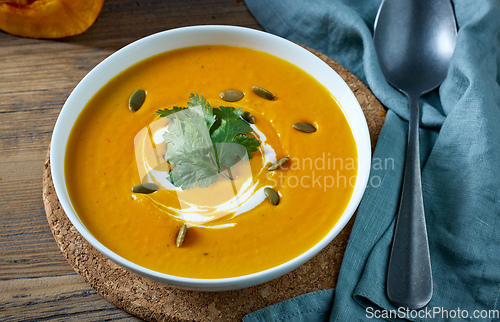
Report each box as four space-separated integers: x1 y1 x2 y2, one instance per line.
243 0 500 320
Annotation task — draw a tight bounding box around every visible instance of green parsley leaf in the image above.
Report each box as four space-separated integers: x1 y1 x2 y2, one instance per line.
157 93 261 190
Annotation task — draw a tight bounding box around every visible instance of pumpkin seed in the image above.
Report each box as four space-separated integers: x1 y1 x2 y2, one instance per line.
128 89 146 112
220 90 244 102
132 182 158 194
241 110 255 124
267 157 289 171
176 223 187 247
292 122 316 133
252 86 276 100
264 187 280 205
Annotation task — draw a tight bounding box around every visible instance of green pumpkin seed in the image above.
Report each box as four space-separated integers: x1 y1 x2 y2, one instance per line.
220 90 245 102
267 157 289 171
252 86 276 100
292 122 316 133
132 182 158 194
241 110 255 124
264 187 280 205
129 89 146 112
176 223 187 247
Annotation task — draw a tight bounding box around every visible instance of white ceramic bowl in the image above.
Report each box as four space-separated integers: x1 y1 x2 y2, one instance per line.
51 25 371 291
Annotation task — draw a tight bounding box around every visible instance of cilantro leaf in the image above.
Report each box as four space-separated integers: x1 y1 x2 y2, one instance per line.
157 93 216 129
168 147 220 190
231 134 260 154
156 106 187 118
187 93 216 129
214 142 248 170
212 106 252 137
157 94 261 190
211 106 260 167
162 107 219 190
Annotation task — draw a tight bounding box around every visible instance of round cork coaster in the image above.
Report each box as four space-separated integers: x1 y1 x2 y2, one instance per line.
43 47 386 322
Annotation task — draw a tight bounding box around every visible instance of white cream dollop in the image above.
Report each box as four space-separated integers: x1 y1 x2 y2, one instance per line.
134 118 275 228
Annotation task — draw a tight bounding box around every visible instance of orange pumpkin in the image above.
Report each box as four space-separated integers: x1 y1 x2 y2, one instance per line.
0 0 104 38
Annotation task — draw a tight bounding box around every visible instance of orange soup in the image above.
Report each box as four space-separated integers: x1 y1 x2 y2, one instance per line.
65 45 357 278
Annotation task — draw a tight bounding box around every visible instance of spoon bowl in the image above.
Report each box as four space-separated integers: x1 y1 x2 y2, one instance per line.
374 0 457 96
373 0 457 310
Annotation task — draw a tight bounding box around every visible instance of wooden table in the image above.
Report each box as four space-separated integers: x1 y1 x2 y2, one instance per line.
0 1 261 320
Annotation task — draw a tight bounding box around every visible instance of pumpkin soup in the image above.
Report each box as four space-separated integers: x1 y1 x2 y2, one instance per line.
65 45 358 279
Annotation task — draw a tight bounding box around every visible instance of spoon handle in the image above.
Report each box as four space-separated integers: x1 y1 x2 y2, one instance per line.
386 94 433 310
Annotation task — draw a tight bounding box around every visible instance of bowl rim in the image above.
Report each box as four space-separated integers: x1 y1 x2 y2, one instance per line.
50 25 371 291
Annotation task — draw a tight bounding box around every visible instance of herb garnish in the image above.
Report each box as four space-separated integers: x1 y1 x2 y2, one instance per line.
156 93 260 190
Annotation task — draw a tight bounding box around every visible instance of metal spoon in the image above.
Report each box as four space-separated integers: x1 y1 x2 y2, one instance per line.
373 0 457 310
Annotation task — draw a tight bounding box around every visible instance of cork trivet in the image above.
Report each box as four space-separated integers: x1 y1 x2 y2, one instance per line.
43 48 385 322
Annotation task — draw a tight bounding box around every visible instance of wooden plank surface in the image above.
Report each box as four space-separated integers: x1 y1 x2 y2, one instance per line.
0 1 260 320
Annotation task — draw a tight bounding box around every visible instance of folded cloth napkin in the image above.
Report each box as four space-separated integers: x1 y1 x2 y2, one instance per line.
243 0 500 321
